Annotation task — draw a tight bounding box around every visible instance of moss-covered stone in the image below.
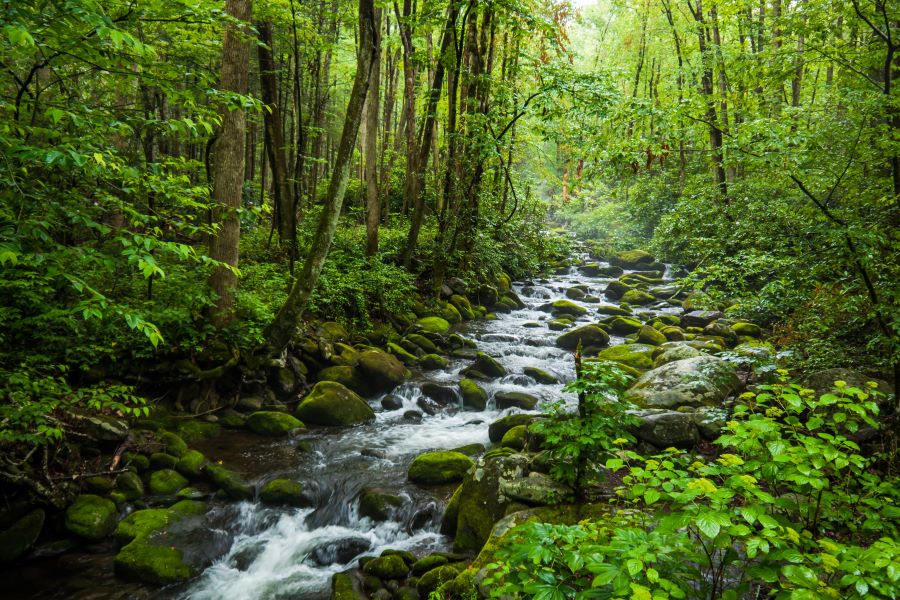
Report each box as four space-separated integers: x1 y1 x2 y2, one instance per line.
159 431 188 457
357 350 411 393
126 452 150 471
621 289 655 305
149 469 188 495
449 295 476 320
556 324 610 350
470 352 507 378
417 564 461 597
387 342 418 366
610 249 655 268
731 321 762 337
115 508 172 546
406 333 438 354
494 391 539 410
499 425 526 450
359 489 404 521
418 354 449 370
114 540 194 585
331 573 362 599
624 356 740 409
439 302 462 324
607 316 643 335
661 325 686 341
408 451 474 485
363 554 409 579
245 411 304 437
149 452 179 469
64 494 117 540
596 303 632 316
412 553 449 576
175 449 207 479
295 381 376 426
543 299 588 318
203 464 252 500
317 365 368 396
652 344 705 368
416 317 450 335
603 280 632 300
84 475 115 494
488 414 535 443
458 378 488 411
636 325 667 346
259 479 308 507
116 471 145 500
523 366 558 384
547 319 571 331
0 509 44 561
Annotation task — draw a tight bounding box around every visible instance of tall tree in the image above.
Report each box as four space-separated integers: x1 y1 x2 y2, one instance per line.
365 10 384 256
208 0 253 328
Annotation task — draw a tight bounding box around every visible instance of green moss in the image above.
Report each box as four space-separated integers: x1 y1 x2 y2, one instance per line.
500 425 526 450
363 554 409 579
595 344 654 370
115 508 172 545
158 432 188 457
416 316 451 334
203 464 252 500
417 564 461 596
330 573 361 599
524 367 558 384
418 353 448 370
620 289 655 305
114 540 195 585
440 302 463 323
64 494 117 540
459 378 488 410
259 479 308 507
547 299 587 317
149 469 188 495
488 414 535 443
176 420 220 442
356 349 410 393
359 490 404 521
386 342 418 366
637 324 667 346
471 352 507 378
116 471 145 500
450 295 476 320
294 381 375 426
408 451 474 485
731 321 762 337
245 411 304 437
556 324 610 350
412 553 449 576
406 333 438 353
175 449 207 478
607 316 643 335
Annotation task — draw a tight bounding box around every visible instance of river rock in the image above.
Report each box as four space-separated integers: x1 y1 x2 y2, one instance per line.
357 350 410 394
733 341 775 361
415 317 451 335
499 473 573 506
630 409 700 448
596 303 632 316
652 344 704 368
680 310 723 328
260 479 309 507
731 321 762 337
416 396 442 416
317 365 367 396
359 489 404 521
540 299 588 318
624 356 740 409
203 464 253 500
387 343 418 366
603 280 632 300
408 451 474 485
70 413 129 443
524 367 558 384
0 509 44 561
556 324 610 350
620 289 655 305
149 469 188 495
116 471 145 500
64 494 117 540
499 425 526 450
579 263 623 277
450 295 476 320
418 564 461 597
406 333 438 354
331 573 361 600
422 383 457 405
381 394 404 411
364 554 410 579
565 288 586 301
469 352 507 378
418 354 449 370
311 538 371 568
637 325 667 346
596 344 655 370
459 379 488 411
660 326 686 341
494 391 539 410
412 554 449 576
295 381 376 426
488 414 535 443
610 249 655 269
245 411 304 437
703 321 737 346
606 315 643 335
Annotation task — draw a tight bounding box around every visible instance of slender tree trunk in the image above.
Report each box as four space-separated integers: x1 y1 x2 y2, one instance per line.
209 0 252 328
265 0 379 354
395 0 417 217
365 9 383 256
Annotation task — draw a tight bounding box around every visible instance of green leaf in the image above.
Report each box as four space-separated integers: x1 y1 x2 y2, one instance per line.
696 512 722 538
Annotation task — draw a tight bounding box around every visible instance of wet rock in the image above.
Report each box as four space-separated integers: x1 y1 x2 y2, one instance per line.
469 352 507 378
363 554 409 579
403 410 423 422
596 343 655 371
733 341 776 361
488 414 535 443
631 409 700 448
149 469 188 495
150 452 179 469
680 310 724 328
295 381 376 426
621 289 655 305
116 471 145 500
540 299 588 318
637 325 667 346
449 295 476 320
331 573 362 599
312 539 372 569
203 464 252 500
660 325 686 341
71 413 129 443
0 509 44 562
359 489 404 521
418 354 449 370
381 394 404 411
422 383 457 405
499 425 526 450
317 365 367 396
624 356 740 409
597 303 632 316
441 302 463 323
494 391 539 410
245 411 304 437
579 264 623 277
417 564 461 597
524 367 558 384
408 451 474 485
406 333 438 354
64 495 117 541
556 324 610 350
457 378 487 411
415 317 451 335
547 319 572 331
260 479 309 507
499 474 573 506
565 288 586 300
450 443 486 456
610 249 655 269
703 321 738 346
115 541 194 585
387 343 418 366
361 448 388 459
603 280 632 300
357 350 411 394
606 315 643 335
412 554 449 576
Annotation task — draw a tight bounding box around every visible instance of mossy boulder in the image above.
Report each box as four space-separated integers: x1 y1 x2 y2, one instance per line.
203 464 253 500
149 469 188 495
524 367 558 384
359 489 404 521
175 449 207 479
680 310 724 328
415 316 451 335
652 344 705 368
488 414 536 443
603 280 632 300
556 324 610 350
459 379 488 411
449 295 476 320
542 299 588 318
418 354 449 370
406 333 438 354
318 365 368 396
295 381 376 426
661 326 686 341
159 432 188 457
64 494 117 540
150 452 179 469
417 564 461 597
116 471 145 500
470 352 507 378
408 451 474 485
363 554 409 579
499 425 527 450
596 344 655 370
499 474 574 506
245 411 304 437
597 304 632 316
621 289 655 305
357 350 411 394
624 356 740 409
636 324 667 346
731 321 762 337
260 479 308 507
494 391 539 410
548 319 571 331
440 302 463 324
610 249 655 269
565 287 586 300
631 409 700 448
331 573 363 599
0 509 44 561
114 541 194 585
412 554 449 576
387 342 418 366
607 315 643 335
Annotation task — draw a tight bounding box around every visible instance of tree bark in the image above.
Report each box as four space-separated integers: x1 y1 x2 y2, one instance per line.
265 0 379 354
365 9 383 256
208 0 252 328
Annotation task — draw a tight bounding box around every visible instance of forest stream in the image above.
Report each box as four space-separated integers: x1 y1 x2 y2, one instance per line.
5 242 675 600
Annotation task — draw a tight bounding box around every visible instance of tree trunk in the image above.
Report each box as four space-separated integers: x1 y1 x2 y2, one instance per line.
365 9 383 256
208 0 252 328
265 0 379 354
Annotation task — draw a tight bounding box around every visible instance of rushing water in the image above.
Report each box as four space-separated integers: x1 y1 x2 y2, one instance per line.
5 249 674 600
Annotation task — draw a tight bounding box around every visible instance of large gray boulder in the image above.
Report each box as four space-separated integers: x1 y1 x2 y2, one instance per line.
630 409 700 448
624 356 740 409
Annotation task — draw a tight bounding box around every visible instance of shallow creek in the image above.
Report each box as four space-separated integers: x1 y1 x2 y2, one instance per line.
7 254 674 600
